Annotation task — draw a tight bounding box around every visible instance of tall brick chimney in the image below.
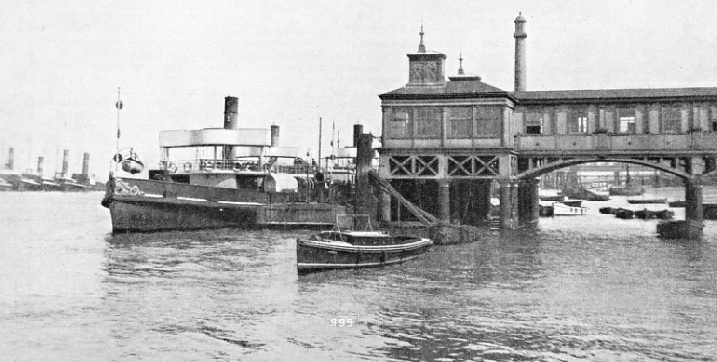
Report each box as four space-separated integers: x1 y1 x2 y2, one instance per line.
514 12 527 91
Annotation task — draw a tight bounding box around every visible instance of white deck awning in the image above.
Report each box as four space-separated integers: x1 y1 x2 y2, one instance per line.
159 128 270 148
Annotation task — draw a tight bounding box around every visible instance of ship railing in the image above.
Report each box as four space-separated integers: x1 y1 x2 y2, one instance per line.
159 159 318 175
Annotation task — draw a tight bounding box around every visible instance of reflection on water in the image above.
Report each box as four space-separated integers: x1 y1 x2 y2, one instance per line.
1 190 717 361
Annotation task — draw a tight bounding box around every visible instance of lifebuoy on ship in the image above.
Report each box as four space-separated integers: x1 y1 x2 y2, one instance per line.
183 162 192 172
168 162 178 173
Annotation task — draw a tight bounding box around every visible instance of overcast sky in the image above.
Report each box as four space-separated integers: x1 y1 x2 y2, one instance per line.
1 0 716 180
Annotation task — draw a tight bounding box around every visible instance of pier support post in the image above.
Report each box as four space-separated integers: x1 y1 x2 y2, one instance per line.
670 178 704 239
499 179 518 229
685 180 704 223
517 179 539 227
380 190 392 222
438 179 450 222
524 178 541 225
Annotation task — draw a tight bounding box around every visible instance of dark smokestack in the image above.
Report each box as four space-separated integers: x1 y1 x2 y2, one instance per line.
224 96 238 130
223 96 239 161
353 124 364 147
6 148 14 170
270 125 280 147
82 152 90 176
62 149 69 176
37 157 44 175
514 13 527 91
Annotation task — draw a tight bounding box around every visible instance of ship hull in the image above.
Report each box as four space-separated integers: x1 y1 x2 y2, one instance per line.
107 195 260 233
103 177 346 233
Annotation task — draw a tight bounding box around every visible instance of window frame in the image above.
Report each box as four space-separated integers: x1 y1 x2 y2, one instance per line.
446 107 473 139
475 106 502 137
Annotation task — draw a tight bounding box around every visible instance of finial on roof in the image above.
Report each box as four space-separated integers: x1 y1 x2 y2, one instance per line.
418 24 426 53
458 52 465 75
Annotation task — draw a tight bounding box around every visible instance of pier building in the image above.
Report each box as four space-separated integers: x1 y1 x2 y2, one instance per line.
377 15 717 237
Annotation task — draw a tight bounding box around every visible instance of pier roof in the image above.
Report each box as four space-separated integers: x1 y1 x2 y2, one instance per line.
513 87 717 104
379 80 513 100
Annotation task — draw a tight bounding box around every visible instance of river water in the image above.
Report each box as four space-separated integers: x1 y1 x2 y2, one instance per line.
1 189 716 361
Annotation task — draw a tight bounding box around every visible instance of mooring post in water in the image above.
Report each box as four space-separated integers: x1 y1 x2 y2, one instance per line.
355 132 377 221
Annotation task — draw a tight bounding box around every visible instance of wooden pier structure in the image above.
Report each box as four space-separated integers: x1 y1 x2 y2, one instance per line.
365 14 717 239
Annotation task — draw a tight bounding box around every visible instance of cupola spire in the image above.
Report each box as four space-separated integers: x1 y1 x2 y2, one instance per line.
458 52 464 75
418 24 426 53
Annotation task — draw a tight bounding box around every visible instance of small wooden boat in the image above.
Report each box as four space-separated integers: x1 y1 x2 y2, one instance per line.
627 198 667 204
551 202 588 216
599 207 618 214
296 215 433 273
561 186 610 201
539 195 566 202
608 186 644 196
615 208 635 219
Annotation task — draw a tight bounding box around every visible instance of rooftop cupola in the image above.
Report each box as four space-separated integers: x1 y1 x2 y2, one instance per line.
448 53 482 82
407 25 446 86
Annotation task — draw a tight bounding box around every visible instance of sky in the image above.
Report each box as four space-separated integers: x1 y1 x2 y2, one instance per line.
1 0 717 180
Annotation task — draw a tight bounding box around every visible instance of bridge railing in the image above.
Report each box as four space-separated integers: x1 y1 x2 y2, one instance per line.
516 133 717 153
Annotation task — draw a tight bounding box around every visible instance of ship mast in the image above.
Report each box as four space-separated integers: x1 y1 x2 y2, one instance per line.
115 87 123 175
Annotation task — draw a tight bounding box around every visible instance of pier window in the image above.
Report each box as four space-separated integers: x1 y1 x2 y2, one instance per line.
617 107 636 134
389 108 411 138
525 109 543 134
568 107 588 133
447 107 472 138
661 104 681 133
475 106 502 137
415 107 442 137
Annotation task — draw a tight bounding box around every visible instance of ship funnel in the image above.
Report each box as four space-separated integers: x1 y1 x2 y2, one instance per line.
62 149 69 176
353 124 364 147
37 157 44 176
224 96 238 130
82 152 90 177
6 148 14 170
271 125 280 147
223 96 239 160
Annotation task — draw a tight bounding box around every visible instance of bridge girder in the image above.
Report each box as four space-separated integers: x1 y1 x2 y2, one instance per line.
516 156 698 180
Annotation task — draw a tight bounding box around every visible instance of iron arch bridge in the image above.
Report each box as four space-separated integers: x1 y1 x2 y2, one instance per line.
516 155 717 181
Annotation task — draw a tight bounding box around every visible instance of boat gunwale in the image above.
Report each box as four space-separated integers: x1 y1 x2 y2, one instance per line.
296 237 433 252
297 254 423 270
